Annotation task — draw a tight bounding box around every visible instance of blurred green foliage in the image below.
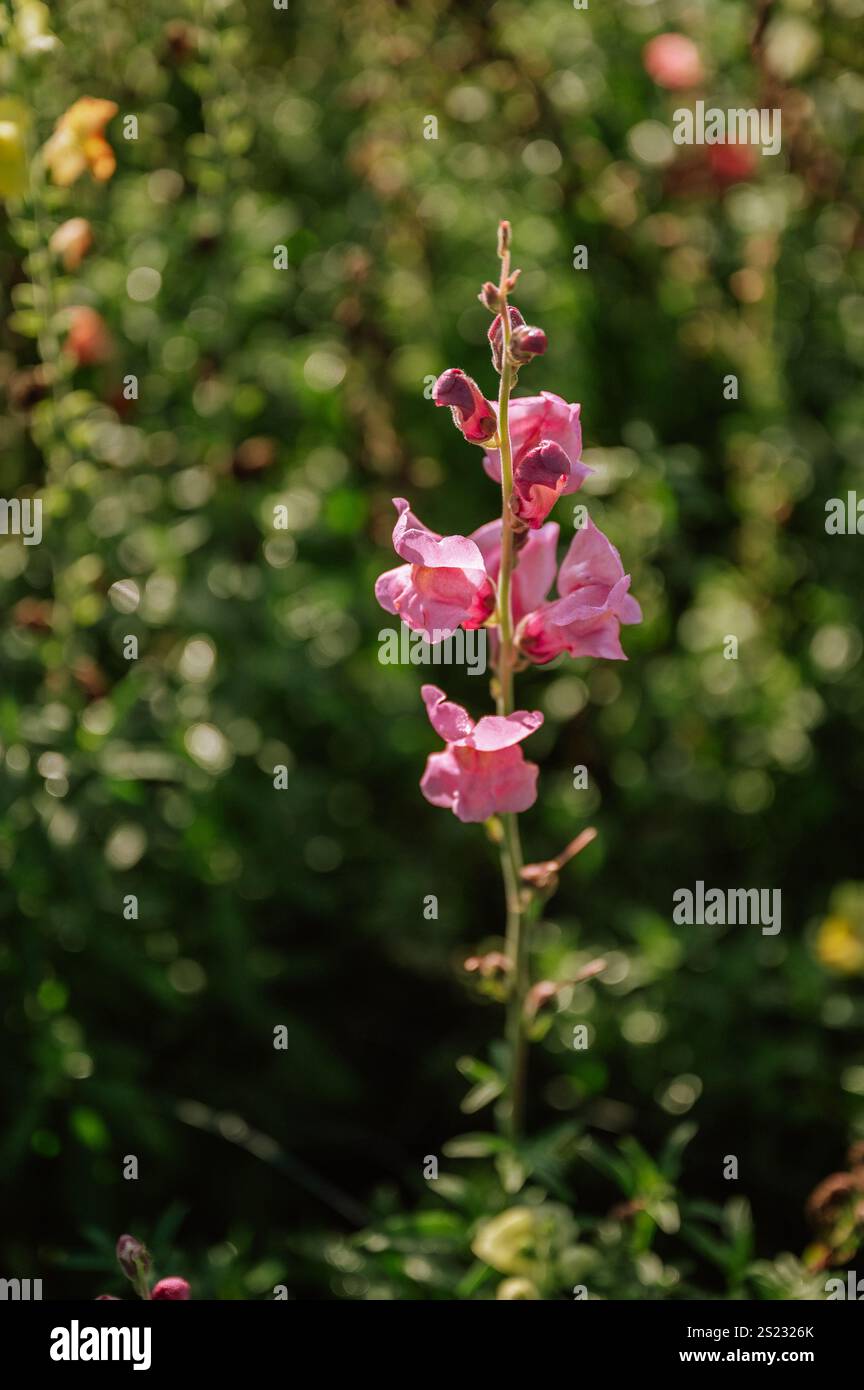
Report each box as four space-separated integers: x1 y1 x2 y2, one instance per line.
1 0 863 1298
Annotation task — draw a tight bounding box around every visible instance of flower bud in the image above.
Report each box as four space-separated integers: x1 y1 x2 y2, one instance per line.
509 324 548 365
116 1234 151 1286
478 281 502 313
497 220 511 257
151 1276 191 1301
95 1294 121 1301
433 368 497 445
487 306 524 373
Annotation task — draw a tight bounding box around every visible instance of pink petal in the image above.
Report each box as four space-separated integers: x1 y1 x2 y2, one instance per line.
470 708 544 751
391 497 487 572
557 517 627 596
421 684 474 743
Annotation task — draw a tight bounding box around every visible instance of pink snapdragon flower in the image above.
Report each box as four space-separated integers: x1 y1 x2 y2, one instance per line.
433 368 498 445
642 33 703 90
471 520 560 626
483 391 587 493
517 518 642 663
375 498 495 639
420 684 543 822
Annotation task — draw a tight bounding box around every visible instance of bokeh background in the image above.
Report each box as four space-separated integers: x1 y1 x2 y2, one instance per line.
1 0 863 1298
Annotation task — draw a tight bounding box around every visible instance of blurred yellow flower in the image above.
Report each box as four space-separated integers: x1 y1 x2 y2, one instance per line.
0 97 30 199
43 97 118 186
817 916 864 974
471 1206 538 1277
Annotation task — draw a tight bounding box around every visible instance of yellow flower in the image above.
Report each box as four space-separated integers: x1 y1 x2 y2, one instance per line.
43 97 118 187
816 915 864 974
471 1206 539 1277
0 98 30 199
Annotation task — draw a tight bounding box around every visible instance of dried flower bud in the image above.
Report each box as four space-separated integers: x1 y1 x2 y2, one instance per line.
433 367 497 445
488 306 524 373
509 324 548 366
497 220 511 257
116 1234 152 1287
478 281 502 313
150 1277 191 1301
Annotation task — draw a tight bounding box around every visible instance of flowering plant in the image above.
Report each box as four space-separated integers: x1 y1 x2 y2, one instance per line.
376 222 641 1140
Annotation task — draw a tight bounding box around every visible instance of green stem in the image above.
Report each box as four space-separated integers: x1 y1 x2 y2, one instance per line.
494 245 528 1142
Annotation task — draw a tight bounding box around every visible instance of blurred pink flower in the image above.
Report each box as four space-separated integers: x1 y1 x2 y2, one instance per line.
420 684 543 822
643 33 703 90
433 368 497 444
517 518 642 663
375 498 495 639
151 1277 191 1301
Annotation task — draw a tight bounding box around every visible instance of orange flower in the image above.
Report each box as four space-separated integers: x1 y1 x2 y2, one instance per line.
43 97 118 187
65 306 113 366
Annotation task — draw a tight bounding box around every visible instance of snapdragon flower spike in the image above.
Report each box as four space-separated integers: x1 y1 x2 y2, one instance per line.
375 498 495 639
433 368 497 445
517 517 642 663
419 684 543 823
151 1277 191 1300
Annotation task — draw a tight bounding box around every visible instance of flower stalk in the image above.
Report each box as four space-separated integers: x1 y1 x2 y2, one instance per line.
493 223 530 1140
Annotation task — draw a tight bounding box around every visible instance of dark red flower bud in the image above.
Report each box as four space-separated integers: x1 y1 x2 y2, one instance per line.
433 368 497 445
487 306 525 373
509 324 548 365
151 1277 191 1301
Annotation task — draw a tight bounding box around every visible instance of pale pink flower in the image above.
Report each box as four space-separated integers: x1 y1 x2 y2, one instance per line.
420 684 543 822
517 518 642 663
642 33 703 90
375 498 495 639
